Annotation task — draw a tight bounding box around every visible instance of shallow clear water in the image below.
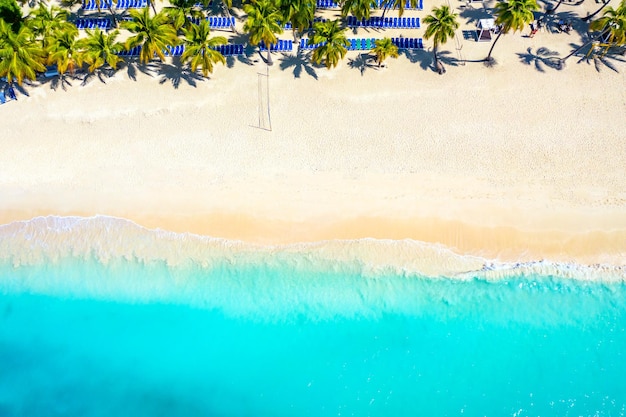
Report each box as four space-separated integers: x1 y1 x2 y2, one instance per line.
1 257 625 417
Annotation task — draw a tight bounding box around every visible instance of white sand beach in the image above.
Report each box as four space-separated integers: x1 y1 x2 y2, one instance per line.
1 0 625 273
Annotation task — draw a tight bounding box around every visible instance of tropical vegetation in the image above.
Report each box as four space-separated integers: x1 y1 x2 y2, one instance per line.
371 36 398 67
486 0 539 64
309 19 349 68
423 5 458 74
0 0 624 91
122 7 179 63
181 19 227 76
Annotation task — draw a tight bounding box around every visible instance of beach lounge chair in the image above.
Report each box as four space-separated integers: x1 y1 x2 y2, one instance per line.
44 66 59 78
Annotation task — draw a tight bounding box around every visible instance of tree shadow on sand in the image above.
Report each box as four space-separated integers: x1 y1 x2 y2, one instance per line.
124 58 159 81
517 46 561 71
459 5 494 27
347 52 378 75
401 48 460 72
591 50 626 72
158 62 205 88
279 48 318 79
80 66 119 85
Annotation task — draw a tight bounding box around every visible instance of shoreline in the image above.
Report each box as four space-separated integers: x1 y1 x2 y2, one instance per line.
1 215 625 282
2 1 625 276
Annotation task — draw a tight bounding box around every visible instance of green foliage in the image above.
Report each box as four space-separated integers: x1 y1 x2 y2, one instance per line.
486 0 538 62
423 5 459 48
590 0 626 45
181 20 227 76
493 0 538 33
27 4 72 49
0 0 23 32
340 0 376 21
46 25 83 75
380 0 420 17
165 0 205 31
0 19 46 85
122 7 179 63
78 28 125 72
371 36 398 66
243 0 283 46
309 19 349 69
276 0 315 36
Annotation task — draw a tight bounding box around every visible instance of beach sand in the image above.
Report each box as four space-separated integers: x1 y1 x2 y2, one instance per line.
1 0 625 274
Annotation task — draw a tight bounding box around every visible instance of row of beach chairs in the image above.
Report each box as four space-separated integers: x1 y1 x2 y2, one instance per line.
299 37 423 50
391 37 423 48
300 38 380 51
316 0 422 8
259 40 294 52
75 18 113 29
82 0 146 10
188 16 236 28
118 44 244 57
346 15 420 28
374 0 423 8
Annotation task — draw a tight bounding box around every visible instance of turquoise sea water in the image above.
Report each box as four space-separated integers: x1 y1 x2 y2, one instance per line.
1 221 625 417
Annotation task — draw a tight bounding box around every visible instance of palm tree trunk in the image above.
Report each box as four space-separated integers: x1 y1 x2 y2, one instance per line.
545 0 564 15
583 0 611 22
486 30 503 62
432 43 439 72
559 29 608 65
266 47 273 65
108 3 118 27
381 1 391 19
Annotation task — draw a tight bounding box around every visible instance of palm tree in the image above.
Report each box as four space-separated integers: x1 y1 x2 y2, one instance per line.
46 26 83 76
486 0 539 64
309 19 350 68
559 0 626 65
340 0 377 21
277 0 316 40
27 4 72 49
122 7 180 63
591 0 626 43
583 0 621 22
181 20 227 76
243 0 283 66
380 0 421 18
78 28 125 72
0 0 23 32
165 0 205 31
0 20 46 85
371 37 398 67
86 0 121 20
423 5 459 74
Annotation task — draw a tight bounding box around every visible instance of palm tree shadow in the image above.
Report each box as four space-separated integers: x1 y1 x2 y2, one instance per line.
81 66 120 85
517 46 561 71
459 5 493 26
437 50 460 68
347 52 379 75
400 48 432 71
124 58 158 81
50 75 74 91
554 10 587 37
228 32 257 66
278 49 318 79
592 51 625 73
157 62 205 88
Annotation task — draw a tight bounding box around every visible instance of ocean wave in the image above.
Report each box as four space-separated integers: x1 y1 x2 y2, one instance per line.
0 215 624 282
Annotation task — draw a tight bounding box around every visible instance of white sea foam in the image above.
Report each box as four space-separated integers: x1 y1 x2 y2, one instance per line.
0 215 624 283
